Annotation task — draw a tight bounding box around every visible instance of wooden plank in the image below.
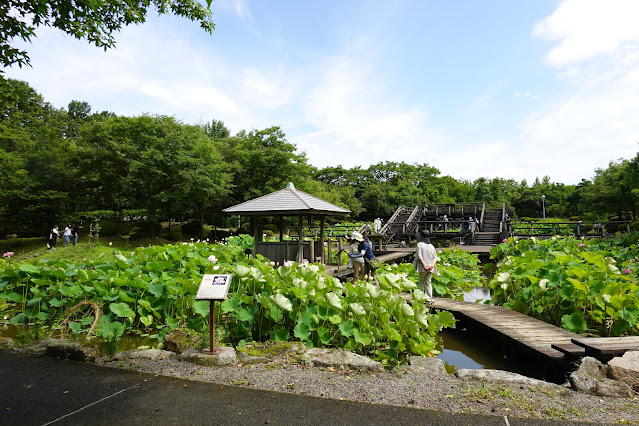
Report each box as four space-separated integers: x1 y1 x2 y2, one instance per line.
572 337 639 345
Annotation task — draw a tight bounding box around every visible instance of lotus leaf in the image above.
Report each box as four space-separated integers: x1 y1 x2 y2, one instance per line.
325 292 343 310
272 293 293 312
349 303 366 317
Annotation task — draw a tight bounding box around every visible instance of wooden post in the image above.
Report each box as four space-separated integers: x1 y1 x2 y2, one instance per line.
279 216 284 242
320 216 326 264
327 237 333 265
206 300 220 354
298 215 303 263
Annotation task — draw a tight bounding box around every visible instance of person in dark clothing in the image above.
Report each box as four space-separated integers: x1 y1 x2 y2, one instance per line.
72 223 81 246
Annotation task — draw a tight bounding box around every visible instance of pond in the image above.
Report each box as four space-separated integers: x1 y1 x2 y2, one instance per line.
435 286 543 379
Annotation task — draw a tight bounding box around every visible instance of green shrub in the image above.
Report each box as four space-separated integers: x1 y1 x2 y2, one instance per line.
165 230 183 242
95 220 134 237
134 220 162 236
263 224 278 233
237 227 249 235
569 216 581 221
263 230 274 237
180 221 203 236
631 221 639 231
208 229 232 240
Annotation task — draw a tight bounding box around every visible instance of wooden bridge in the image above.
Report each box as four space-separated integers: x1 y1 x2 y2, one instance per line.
427 297 639 382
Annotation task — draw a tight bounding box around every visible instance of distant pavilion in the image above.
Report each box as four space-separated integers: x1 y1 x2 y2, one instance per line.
222 183 350 264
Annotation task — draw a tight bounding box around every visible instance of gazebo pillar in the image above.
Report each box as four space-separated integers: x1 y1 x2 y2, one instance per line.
320 216 326 264
297 215 303 263
278 216 284 242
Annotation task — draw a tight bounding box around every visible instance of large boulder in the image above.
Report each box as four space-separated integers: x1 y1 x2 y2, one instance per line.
113 349 175 361
0 337 15 350
456 369 557 388
403 356 448 377
608 351 639 391
179 347 237 367
162 329 200 354
569 357 633 398
19 338 98 361
303 348 383 372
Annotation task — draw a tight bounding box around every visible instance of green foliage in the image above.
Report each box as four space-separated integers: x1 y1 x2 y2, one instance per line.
0 241 455 365
489 236 639 336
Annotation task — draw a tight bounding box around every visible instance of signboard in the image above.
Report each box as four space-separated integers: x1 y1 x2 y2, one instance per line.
195 274 232 300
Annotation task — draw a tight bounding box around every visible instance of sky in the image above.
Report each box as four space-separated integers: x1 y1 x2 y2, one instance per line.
4 0 639 185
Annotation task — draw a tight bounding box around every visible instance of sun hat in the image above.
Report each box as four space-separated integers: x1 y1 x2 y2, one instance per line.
415 230 430 243
351 232 364 242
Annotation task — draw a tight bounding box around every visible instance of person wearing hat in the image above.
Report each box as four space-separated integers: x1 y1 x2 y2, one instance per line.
347 232 365 281
414 230 438 303
349 231 378 282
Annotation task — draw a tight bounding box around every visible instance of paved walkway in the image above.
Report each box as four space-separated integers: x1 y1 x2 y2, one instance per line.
0 351 591 426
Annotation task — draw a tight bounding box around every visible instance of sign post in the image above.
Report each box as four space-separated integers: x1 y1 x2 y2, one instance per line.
195 274 232 355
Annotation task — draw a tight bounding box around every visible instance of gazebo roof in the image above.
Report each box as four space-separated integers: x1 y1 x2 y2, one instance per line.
223 183 350 216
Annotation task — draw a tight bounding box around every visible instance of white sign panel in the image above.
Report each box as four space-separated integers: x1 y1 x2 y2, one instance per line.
195 274 232 300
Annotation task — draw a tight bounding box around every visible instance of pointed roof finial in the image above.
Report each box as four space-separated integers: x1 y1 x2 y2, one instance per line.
286 182 296 190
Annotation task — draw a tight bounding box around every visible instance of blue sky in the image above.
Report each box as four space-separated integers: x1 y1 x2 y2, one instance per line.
5 0 639 184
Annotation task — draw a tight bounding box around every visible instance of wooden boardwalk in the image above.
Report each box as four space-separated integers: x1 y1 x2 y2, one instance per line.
429 297 577 362
429 298 639 370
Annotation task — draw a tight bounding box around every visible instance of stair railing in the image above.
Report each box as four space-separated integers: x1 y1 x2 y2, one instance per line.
405 206 422 234
479 202 486 232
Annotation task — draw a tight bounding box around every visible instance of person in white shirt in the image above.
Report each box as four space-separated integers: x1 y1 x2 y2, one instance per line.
413 230 438 303
63 224 72 247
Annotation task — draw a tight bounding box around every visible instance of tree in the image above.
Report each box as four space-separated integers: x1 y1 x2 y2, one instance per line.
202 119 230 139
219 126 311 204
1 0 215 70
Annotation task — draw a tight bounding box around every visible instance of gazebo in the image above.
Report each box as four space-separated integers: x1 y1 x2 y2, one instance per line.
223 183 350 264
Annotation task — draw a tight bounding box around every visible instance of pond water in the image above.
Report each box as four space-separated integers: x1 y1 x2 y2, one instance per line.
435 286 542 378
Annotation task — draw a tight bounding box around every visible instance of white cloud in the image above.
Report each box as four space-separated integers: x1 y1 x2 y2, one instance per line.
533 0 639 67
518 0 639 183
295 51 442 170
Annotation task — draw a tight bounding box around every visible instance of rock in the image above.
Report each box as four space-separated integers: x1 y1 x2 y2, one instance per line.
456 369 557 388
162 329 200 354
179 347 237 367
569 356 633 398
303 348 383 372
594 379 634 398
569 357 607 394
19 338 98 361
0 337 15 349
608 351 639 391
113 349 175 361
236 342 306 365
403 356 447 377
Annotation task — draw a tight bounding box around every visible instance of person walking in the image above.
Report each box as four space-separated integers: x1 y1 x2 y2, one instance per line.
72 223 80 246
414 230 438 303
63 224 72 247
347 232 365 282
48 225 60 250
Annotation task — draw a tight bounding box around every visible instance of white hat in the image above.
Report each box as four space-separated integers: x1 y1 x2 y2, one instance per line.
351 232 364 242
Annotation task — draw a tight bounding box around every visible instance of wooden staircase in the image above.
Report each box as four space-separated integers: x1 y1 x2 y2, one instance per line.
473 209 503 245
378 205 421 244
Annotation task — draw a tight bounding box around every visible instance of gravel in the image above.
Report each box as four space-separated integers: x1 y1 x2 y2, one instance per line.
97 352 639 424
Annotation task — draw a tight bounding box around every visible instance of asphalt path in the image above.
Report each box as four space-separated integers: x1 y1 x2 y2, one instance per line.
0 351 590 426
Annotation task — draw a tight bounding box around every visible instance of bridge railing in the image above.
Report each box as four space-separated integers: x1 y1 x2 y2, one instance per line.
510 221 632 237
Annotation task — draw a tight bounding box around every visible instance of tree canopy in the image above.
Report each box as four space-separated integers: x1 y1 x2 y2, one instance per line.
0 79 637 236
0 0 214 69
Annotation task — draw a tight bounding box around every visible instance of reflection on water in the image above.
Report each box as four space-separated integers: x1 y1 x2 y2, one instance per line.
462 286 491 303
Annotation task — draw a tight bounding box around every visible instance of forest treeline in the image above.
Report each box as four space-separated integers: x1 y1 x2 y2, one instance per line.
1 78 638 237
